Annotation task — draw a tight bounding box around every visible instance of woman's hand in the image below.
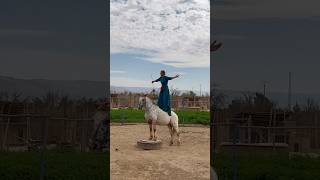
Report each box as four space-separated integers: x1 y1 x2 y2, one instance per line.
175 74 180 78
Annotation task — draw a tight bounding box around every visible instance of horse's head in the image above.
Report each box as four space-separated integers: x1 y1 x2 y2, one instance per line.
138 95 147 110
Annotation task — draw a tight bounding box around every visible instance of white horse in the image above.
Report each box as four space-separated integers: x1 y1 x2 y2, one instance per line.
138 96 181 145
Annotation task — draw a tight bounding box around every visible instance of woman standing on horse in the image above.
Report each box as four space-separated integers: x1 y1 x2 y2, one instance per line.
152 70 179 116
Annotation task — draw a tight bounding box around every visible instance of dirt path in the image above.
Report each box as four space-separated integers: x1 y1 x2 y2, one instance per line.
110 124 210 180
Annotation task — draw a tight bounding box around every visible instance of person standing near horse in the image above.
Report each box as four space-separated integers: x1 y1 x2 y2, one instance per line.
152 70 179 116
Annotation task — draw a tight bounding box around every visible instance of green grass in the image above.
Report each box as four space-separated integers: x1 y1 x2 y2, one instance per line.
110 109 210 125
0 151 108 180
213 153 320 180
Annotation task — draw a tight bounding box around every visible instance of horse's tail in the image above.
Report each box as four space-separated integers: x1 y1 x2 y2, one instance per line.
170 111 179 133
171 111 181 144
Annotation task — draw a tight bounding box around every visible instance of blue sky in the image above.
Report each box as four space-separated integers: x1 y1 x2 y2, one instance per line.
111 53 209 93
0 0 107 81
213 0 320 94
110 0 210 93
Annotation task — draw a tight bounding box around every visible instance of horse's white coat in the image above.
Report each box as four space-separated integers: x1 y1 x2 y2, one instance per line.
139 96 180 144
141 97 177 125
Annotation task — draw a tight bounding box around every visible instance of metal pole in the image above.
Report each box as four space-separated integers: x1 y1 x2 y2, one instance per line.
263 83 266 97
288 72 292 111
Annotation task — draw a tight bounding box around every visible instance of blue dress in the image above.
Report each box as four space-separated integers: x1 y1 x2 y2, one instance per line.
155 76 172 116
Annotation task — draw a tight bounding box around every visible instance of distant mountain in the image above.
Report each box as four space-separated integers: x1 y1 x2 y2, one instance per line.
1 76 319 106
110 86 153 94
214 88 320 108
0 76 107 99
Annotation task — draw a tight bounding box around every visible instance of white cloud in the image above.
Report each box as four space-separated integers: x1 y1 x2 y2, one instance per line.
172 71 187 76
110 70 127 74
111 0 210 68
111 76 152 87
213 0 320 20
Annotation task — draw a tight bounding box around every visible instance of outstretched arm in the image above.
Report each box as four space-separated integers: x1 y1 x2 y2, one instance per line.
152 77 161 83
168 74 179 80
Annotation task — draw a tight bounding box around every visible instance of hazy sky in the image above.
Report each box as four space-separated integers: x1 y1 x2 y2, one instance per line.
110 0 210 92
0 0 107 81
213 0 320 94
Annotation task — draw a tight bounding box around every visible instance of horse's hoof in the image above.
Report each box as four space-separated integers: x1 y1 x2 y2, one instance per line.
177 141 181 146
169 142 173 146
149 137 153 140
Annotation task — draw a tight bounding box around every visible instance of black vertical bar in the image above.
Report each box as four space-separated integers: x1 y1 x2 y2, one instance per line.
210 1 217 179
106 0 110 179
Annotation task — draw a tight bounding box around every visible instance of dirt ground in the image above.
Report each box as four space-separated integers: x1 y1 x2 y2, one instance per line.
110 124 210 180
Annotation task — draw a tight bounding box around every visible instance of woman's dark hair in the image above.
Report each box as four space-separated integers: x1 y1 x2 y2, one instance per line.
160 70 165 75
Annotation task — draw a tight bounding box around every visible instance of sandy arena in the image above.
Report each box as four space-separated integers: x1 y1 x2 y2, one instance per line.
110 124 210 180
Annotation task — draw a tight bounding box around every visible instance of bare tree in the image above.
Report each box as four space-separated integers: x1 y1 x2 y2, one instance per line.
182 91 196 97
212 92 226 110
170 86 181 97
293 102 301 112
305 98 319 112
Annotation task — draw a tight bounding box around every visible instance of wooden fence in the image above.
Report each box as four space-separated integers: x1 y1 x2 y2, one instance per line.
0 114 94 152
212 110 320 154
110 95 210 110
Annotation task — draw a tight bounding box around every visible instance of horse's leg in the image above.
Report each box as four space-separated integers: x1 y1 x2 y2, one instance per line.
177 129 181 145
152 121 157 141
148 120 153 140
168 124 173 145
173 126 181 145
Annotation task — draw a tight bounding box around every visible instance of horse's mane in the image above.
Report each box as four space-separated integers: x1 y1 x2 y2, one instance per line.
145 96 154 104
145 96 170 115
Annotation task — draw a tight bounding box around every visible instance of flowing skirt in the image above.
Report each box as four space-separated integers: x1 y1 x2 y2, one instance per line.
157 86 171 116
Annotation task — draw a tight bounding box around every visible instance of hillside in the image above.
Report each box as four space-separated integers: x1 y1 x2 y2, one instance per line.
0 76 107 99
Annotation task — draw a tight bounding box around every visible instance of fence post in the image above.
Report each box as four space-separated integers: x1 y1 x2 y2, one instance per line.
26 115 31 148
2 117 10 151
315 112 318 148
232 124 238 180
273 112 277 151
268 110 272 143
248 115 252 143
80 120 87 152
40 116 48 180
